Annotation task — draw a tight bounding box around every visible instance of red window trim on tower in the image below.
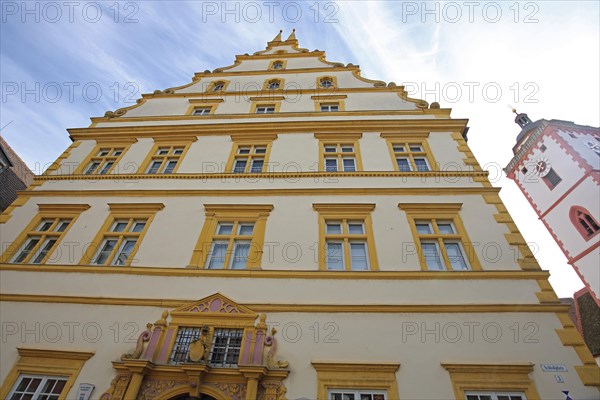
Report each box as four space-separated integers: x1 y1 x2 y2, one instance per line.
569 206 600 241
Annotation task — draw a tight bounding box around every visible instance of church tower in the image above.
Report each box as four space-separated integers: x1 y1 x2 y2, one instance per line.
1 32 599 400
504 110 600 361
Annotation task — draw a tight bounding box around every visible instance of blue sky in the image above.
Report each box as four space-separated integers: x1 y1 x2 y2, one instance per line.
1 1 599 296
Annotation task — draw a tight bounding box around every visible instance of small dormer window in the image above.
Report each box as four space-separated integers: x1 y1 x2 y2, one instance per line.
268 80 280 90
272 61 283 70
320 78 334 88
212 81 225 92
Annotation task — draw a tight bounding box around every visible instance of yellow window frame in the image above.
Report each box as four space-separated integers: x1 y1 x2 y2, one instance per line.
225 134 277 173
138 136 197 174
188 204 273 269
316 75 339 89
382 133 437 172
313 203 379 271
262 78 285 91
399 203 481 271
250 101 281 114
80 203 164 266
315 133 363 172
205 80 230 93
268 59 287 70
442 363 540 400
0 348 94 400
315 100 345 112
74 139 136 175
0 204 90 264
312 362 400 400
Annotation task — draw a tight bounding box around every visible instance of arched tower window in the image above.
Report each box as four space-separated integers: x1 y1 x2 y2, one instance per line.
570 206 600 240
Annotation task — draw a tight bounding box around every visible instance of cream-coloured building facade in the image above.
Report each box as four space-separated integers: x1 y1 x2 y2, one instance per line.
1 31 599 400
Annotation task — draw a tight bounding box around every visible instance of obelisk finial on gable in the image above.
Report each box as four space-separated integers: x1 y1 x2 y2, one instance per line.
272 30 283 42
286 29 296 41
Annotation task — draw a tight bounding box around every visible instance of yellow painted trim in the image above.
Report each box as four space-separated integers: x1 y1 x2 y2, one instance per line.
79 203 164 266
553 311 600 387
315 133 363 172
205 79 230 93
70 119 469 140
311 95 348 100
0 196 28 224
42 140 81 176
225 135 277 173
0 263 549 279
399 203 482 271
268 59 288 70
0 204 90 264
14 186 501 199
0 347 94 400
313 203 378 271
441 363 540 400
73 141 135 175
0 294 572 313
188 98 225 104
315 75 339 89
312 361 400 400
137 138 196 174
249 101 282 114
248 96 286 102
36 170 488 182
188 204 273 269
262 78 285 91
314 99 346 113
483 193 541 271
384 136 438 172
185 103 219 116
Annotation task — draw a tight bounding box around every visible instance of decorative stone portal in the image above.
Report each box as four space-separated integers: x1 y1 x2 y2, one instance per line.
98 293 289 400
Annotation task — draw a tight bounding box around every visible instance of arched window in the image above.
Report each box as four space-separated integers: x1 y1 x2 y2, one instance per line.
267 79 280 90
570 206 600 240
210 81 225 92
320 77 334 88
272 61 284 70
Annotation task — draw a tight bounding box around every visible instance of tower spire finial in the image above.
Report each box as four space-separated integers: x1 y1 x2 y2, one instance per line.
286 29 296 41
272 30 283 42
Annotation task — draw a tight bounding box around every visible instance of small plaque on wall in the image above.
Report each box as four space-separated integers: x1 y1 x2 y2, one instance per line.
76 383 95 400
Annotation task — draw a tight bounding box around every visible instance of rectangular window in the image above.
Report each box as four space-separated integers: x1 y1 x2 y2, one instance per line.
543 168 562 189
465 392 526 400
80 203 163 267
389 141 434 172
329 390 387 400
82 147 125 175
414 219 470 271
321 144 358 172
209 328 243 367
189 204 273 269
92 219 148 266
168 326 202 364
192 107 212 115
255 105 276 114
320 103 339 112
314 203 378 271
145 146 186 174
227 139 275 174
205 222 254 269
324 220 369 270
400 204 480 271
7 375 68 400
2 204 90 265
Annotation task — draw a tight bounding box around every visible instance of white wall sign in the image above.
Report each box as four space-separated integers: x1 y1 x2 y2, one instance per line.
76 383 95 400
541 364 568 372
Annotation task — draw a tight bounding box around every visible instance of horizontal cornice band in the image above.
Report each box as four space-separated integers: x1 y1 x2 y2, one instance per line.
72 119 467 139
0 293 567 313
35 171 489 182
0 263 548 280
16 187 500 198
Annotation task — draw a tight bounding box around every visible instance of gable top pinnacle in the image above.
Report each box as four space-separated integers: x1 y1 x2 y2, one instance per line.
266 29 299 49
